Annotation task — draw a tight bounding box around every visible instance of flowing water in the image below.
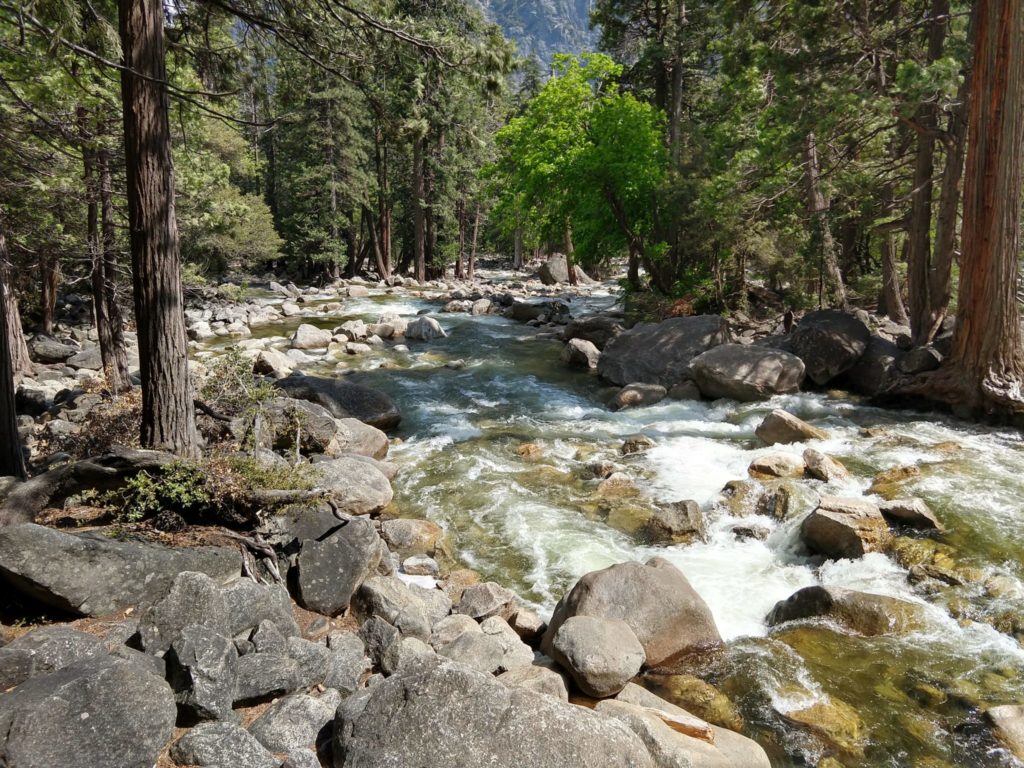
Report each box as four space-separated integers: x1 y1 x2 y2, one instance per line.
206 281 1024 767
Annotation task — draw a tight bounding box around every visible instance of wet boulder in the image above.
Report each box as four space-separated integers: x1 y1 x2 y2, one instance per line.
611 383 667 410
0 524 239 617
290 323 333 350
987 705 1024 761
0 655 177 768
748 452 805 479
690 344 805 401
295 518 384 616
790 310 870 385
755 409 829 445
640 500 706 545
800 497 891 559
776 696 866 759
766 585 927 635
273 373 401 430
803 449 850 483
597 316 730 388
550 615 645 698
331 658 657 768
405 316 447 341
561 338 601 369
541 558 721 668
563 315 624 350
879 497 943 531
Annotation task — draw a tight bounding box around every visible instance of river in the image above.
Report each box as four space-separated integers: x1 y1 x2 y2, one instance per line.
209 277 1024 766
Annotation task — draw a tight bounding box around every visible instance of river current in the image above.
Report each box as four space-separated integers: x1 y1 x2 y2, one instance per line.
206 279 1024 766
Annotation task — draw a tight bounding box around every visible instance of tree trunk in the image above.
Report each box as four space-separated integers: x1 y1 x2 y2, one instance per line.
0 213 26 479
922 0 1024 416
879 183 909 325
40 255 59 335
412 136 426 283
96 149 130 393
468 204 480 280
455 198 465 279
513 224 524 270
907 0 950 344
925 58 972 342
118 0 199 456
803 131 848 309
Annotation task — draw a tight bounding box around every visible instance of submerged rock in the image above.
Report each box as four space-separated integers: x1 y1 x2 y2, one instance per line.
987 704 1024 761
766 585 927 635
777 696 867 758
879 497 943 531
541 558 721 668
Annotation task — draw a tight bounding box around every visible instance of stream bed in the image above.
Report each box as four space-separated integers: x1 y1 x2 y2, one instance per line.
207 282 1024 767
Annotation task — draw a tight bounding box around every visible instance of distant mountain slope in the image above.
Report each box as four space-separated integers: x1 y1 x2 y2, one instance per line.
474 0 598 64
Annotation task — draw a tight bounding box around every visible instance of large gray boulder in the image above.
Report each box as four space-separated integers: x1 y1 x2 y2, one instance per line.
325 418 389 460
561 338 601 369
597 316 730 388
541 558 721 668
331 658 657 768
221 579 301 638
790 310 870 385
290 323 333 350
690 344 805 401
550 615 645 698
249 691 339 753
273 374 401 430
0 655 177 768
0 625 105 689
537 253 571 284
0 524 239 617
296 518 384 615
563 315 624 350
351 577 431 641
405 316 447 341
165 623 238 720
137 571 231 654
27 334 77 364
755 409 828 445
262 397 342 455
838 335 902 396
800 497 891 559
313 457 394 515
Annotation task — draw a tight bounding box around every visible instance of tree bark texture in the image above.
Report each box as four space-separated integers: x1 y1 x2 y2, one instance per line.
803 131 848 309
940 0 1024 413
119 0 199 456
96 148 131 393
0 215 26 479
412 136 426 283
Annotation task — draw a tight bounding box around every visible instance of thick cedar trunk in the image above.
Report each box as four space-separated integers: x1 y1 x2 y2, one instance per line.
97 149 130 393
907 0 950 344
119 0 199 456
468 204 480 280
920 0 1024 415
803 132 848 309
0 215 26 479
412 136 426 283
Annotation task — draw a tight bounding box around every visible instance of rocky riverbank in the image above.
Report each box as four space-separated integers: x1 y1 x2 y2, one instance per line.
3 264 1024 767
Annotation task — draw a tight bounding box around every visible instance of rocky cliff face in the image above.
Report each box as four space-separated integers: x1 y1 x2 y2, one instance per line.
474 0 598 64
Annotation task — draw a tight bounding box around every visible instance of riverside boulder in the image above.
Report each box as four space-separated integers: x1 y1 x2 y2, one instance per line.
0 524 239 617
597 315 730 388
563 315 624 349
313 457 394 515
331 657 657 768
0 655 177 768
790 310 870 385
690 344 805 401
273 373 401 430
541 558 721 667
755 409 829 445
550 615 645 697
295 517 384 616
561 337 601 369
